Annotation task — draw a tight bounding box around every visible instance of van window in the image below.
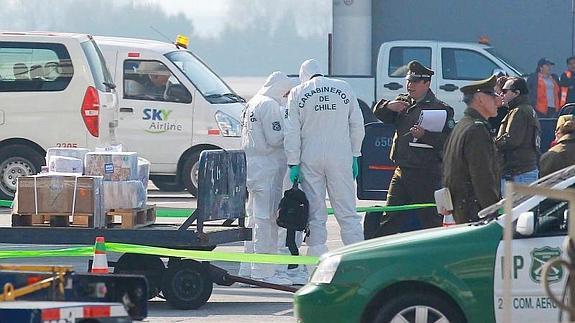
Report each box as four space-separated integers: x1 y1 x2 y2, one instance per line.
0 42 73 92
441 48 500 81
123 60 191 103
166 51 242 104
80 40 114 92
388 47 432 77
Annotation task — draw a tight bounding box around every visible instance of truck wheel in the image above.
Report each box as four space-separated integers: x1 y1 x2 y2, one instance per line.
114 254 165 299
151 176 185 192
181 150 203 197
162 259 213 310
373 290 465 323
0 145 44 200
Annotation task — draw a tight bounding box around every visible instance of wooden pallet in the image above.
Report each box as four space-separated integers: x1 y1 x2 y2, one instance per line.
12 212 95 227
105 205 156 229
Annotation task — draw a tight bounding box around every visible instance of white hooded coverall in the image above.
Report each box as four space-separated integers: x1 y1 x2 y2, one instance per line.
240 71 293 279
284 59 365 257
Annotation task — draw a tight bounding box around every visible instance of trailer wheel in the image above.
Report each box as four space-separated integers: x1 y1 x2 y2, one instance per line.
162 259 213 310
114 254 165 299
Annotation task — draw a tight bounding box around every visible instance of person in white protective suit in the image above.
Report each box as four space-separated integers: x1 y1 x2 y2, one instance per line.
284 59 365 257
238 71 294 285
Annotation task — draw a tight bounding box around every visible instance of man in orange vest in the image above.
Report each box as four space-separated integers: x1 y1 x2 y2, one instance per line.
559 56 575 107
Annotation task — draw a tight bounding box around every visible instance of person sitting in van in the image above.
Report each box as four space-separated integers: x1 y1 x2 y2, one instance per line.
137 61 171 101
13 63 30 80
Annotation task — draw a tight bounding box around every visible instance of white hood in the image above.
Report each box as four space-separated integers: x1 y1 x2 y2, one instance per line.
299 59 322 83
255 71 293 103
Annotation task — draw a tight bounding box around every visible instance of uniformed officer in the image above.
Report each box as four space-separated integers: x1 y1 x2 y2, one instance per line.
443 75 501 224
371 60 455 237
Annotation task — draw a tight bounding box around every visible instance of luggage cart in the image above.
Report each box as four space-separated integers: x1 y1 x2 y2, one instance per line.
0 150 287 310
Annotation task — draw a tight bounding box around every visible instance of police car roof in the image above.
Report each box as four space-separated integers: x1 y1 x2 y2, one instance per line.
94 36 182 53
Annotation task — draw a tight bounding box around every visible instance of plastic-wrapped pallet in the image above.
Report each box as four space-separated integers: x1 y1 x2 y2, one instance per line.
137 158 150 190
103 181 146 210
48 156 83 175
46 147 90 165
84 152 138 181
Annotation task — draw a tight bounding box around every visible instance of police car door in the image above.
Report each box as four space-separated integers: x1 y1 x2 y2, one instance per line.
115 54 194 167
493 198 568 322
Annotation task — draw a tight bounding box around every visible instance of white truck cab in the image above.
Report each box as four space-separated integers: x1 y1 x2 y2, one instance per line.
344 40 525 120
0 32 118 200
95 36 244 195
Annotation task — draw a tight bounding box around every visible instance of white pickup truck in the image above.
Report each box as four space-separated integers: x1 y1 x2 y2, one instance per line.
342 40 525 120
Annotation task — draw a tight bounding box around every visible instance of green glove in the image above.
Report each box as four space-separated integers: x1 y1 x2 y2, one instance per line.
289 165 300 183
352 157 359 179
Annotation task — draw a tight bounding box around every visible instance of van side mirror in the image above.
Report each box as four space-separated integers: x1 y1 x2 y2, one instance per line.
166 84 192 103
516 211 535 236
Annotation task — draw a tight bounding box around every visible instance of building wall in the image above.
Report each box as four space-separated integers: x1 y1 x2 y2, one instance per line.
372 0 572 75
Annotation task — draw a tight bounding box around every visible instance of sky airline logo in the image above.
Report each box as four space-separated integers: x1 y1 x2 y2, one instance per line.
142 108 183 133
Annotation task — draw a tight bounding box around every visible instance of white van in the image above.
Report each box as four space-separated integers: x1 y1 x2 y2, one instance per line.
0 32 118 200
95 36 244 195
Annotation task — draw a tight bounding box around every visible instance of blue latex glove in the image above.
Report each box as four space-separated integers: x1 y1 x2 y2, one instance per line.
352 157 359 179
289 165 300 183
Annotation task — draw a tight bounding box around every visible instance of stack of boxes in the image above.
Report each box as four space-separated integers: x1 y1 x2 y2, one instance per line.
12 147 150 228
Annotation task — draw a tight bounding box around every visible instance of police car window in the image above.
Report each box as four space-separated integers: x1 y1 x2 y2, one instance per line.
123 60 191 103
388 47 431 78
522 184 575 237
0 42 73 92
441 48 499 81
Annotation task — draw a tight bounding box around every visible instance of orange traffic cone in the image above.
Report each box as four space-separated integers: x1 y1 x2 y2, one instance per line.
91 236 109 274
442 213 456 227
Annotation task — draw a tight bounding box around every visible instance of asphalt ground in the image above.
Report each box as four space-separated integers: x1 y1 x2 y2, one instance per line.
0 187 383 322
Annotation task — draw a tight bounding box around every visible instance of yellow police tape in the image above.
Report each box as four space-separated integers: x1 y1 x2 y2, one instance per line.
0 242 319 265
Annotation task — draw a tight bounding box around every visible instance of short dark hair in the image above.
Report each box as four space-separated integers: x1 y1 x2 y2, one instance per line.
567 56 575 64
463 93 475 105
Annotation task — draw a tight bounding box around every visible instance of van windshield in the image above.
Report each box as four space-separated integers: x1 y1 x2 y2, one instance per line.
166 50 243 103
485 48 527 77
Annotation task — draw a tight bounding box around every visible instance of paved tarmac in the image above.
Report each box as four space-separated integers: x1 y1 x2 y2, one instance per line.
0 188 383 322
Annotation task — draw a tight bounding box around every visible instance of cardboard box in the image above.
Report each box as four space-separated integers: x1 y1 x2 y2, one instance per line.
48 156 83 174
84 152 138 181
13 175 104 227
103 180 146 210
46 147 90 165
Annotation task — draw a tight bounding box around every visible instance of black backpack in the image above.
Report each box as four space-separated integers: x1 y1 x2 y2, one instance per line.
276 181 309 231
276 182 309 269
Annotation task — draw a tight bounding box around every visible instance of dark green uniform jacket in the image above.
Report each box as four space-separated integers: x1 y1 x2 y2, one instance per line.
373 90 454 171
443 108 501 224
539 133 575 177
495 95 540 176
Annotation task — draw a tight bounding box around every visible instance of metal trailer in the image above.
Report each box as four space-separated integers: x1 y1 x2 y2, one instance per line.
0 150 291 310
0 301 132 323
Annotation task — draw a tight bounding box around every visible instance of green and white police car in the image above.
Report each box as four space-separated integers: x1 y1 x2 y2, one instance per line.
294 166 575 323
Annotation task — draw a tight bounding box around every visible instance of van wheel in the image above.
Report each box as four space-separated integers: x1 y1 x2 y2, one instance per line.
151 176 185 192
182 150 202 197
373 290 466 323
0 145 44 200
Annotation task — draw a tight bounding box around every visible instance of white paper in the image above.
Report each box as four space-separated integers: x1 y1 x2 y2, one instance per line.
434 187 454 215
418 110 448 132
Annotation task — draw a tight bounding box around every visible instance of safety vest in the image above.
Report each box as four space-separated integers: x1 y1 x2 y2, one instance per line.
536 74 560 114
560 70 573 107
